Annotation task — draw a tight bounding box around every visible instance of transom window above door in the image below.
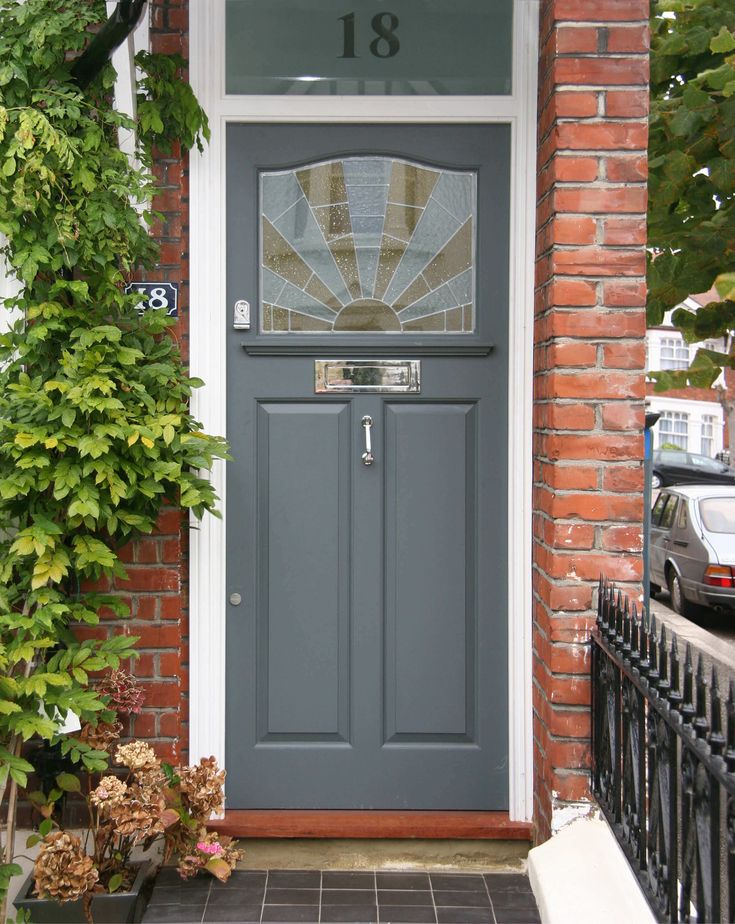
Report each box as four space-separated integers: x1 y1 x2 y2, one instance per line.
225 0 513 96
260 157 476 334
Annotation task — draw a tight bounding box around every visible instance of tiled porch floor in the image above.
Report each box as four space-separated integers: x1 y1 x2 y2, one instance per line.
142 869 541 924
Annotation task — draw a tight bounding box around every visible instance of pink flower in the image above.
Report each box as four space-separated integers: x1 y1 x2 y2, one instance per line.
196 841 222 855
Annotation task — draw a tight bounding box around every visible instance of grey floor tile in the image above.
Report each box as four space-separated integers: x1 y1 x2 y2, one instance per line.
429 875 486 892
378 904 437 922
261 905 320 922
489 895 537 910
154 868 211 891
267 870 322 889
323 871 377 889
203 904 263 923
482 875 530 894
143 903 206 923
207 887 267 907
322 889 376 905
492 911 540 924
320 905 378 923
265 888 320 905
377 890 433 906
212 871 267 889
148 887 197 907
432 892 490 909
435 908 494 924
376 873 431 891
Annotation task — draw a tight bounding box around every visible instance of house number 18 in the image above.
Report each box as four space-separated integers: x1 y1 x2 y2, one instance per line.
338 11 400 59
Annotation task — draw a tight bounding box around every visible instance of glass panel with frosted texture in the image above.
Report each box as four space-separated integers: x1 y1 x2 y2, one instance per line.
260 158 476 334
226 0 512 96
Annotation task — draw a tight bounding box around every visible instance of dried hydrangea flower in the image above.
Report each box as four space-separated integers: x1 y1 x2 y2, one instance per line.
115 740 158 771
97 669 145 714
135 764 168 799
178 756 226 821
107 786 166 842
33 831 98 902
90 776 128 810
78 719 123 752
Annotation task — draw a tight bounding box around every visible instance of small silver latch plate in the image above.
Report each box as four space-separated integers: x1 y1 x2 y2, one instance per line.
315 359 421 394
233 299 250 330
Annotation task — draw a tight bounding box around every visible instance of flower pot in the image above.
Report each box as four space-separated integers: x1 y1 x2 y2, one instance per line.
13 861 154 924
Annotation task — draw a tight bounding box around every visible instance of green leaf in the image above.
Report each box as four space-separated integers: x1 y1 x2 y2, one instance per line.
710 26 735 54
108 873 123 894
204 857 232 883
39 818 52 837
56 772 81 793
715 272 735 301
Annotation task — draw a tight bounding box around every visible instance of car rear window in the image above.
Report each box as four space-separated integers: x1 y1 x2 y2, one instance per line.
699 498 735 533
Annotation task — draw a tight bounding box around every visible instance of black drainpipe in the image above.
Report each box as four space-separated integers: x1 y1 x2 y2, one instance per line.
71 0 148 89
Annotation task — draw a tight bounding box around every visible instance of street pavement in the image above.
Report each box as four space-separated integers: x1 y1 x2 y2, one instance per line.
649 590 735 689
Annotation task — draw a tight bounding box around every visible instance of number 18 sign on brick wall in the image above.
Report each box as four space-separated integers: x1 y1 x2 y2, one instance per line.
124 282 178 318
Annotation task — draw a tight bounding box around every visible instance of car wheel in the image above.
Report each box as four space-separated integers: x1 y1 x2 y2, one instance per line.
651 471 662 489
668 570 694 619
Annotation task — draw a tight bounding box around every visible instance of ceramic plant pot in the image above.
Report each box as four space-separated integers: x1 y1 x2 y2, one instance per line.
13 861 154 924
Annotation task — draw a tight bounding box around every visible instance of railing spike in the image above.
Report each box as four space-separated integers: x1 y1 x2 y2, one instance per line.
726 679 735 773
681 644 695 725
622 597 631 657
615 593 624 649
630 605 640 667
668 634 682 709
694 654 709 740
657 624 670 696
648 618 659 690
638 608 650 675
709 666 725 757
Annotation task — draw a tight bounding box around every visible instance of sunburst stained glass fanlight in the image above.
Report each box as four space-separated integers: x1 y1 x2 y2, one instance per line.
259 157 476 333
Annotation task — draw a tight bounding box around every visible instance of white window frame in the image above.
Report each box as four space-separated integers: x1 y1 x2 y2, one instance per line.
659 336 690 371
701 414 716 458
188 0 539 822
658 410 689 451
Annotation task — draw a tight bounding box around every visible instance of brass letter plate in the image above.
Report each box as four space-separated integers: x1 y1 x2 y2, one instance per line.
315 359 420 394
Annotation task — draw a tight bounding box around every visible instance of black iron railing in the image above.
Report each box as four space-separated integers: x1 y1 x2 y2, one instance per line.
591 579 735 923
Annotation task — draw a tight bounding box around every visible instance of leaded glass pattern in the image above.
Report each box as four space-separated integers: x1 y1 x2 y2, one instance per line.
260 158 476 333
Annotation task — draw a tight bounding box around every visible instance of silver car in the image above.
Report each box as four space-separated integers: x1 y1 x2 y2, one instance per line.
650 485 735 616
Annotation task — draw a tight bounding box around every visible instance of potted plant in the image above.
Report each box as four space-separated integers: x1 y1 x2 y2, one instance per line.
14 713 241 924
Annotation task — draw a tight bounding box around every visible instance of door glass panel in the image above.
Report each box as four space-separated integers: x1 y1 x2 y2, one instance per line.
260 157 476 334
226 0 513 96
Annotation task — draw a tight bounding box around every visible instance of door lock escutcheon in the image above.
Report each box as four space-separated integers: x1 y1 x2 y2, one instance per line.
233 299 250 330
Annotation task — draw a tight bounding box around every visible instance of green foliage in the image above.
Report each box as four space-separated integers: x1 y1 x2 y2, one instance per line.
648 0 735 382
0 0 225 900
136 52 210 158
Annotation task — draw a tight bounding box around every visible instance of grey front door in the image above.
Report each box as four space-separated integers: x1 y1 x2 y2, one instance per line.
225 124 510 809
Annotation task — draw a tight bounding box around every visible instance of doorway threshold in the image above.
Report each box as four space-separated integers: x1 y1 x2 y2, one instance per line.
213 812 531 842
221 837 530 873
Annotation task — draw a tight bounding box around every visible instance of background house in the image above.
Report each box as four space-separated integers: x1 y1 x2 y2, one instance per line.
646 293 730 457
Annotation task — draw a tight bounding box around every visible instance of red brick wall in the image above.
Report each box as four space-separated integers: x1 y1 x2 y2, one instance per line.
533 0 649 841
78 0 192 766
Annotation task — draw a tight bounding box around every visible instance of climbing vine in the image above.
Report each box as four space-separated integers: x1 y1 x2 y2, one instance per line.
0 0 224 904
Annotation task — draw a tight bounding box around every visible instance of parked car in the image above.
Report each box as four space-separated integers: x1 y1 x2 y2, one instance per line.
650 485 735 616
651 449 735 489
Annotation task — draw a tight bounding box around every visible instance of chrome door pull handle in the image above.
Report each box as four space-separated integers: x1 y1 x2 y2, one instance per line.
361 415 374 465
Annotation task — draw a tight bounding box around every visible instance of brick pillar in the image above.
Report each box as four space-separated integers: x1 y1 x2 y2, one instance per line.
79 0 191 764
533 0 649 841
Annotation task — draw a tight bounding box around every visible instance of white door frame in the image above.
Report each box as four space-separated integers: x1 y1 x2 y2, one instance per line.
188 0 539 823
